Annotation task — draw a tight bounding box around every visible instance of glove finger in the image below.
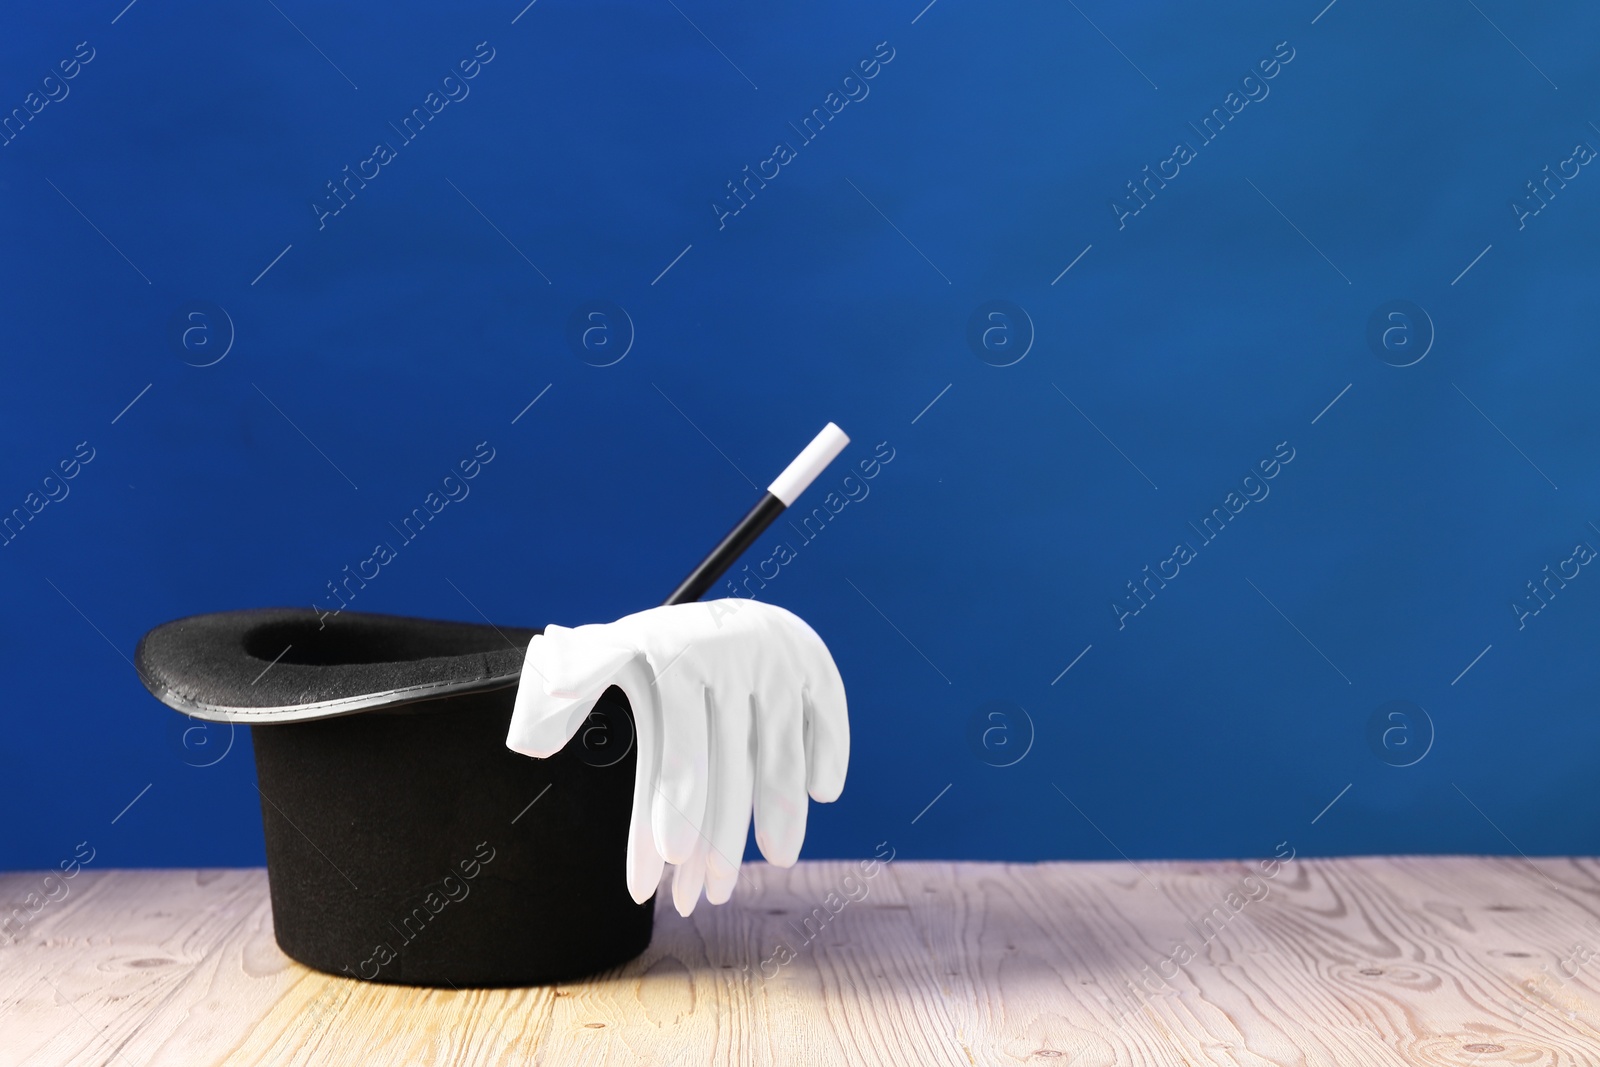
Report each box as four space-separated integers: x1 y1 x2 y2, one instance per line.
506 629 635 758
703 685 754 905
703 846 743 906
752 683 807 868
506 688 591 760
650 665 710 866
615 662 665 905
671 840 708 917
784 618 849 803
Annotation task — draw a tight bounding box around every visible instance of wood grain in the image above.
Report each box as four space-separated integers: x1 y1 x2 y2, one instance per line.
3 857 1600 1065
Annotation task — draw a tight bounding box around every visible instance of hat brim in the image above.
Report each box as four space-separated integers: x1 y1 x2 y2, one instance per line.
135 608 536 723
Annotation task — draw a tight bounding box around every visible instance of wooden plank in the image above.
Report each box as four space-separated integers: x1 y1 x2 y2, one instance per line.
2 858 1599 1065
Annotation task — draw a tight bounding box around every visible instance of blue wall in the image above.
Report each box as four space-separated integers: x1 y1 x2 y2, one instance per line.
3 0 1597 872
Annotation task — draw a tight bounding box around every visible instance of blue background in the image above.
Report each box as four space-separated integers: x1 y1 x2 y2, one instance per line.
3 0 1596 872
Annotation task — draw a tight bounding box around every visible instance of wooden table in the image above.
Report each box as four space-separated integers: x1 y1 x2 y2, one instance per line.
4 856 1599 1065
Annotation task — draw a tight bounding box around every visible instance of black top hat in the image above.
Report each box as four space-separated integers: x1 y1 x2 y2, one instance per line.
136 607 653 987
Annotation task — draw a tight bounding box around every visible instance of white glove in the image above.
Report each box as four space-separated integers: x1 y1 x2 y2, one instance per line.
506 599 849 916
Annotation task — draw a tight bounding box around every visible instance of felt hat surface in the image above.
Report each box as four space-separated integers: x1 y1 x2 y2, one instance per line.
137 607 653 987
